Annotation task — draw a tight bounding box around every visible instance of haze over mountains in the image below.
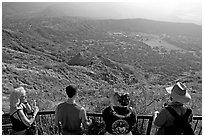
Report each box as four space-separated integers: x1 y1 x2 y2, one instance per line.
3 2 202 38
3 2 202 25
2 2 202 117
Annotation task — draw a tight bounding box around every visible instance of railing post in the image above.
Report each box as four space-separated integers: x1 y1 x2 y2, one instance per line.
146 116 153 135
2 111 202 135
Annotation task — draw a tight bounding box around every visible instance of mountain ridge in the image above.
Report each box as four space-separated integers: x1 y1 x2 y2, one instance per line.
2 15 202 116
2 2 201 25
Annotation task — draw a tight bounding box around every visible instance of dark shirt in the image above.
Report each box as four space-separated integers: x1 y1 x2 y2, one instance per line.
154 102 193 128
102 106 136 134
55 102 85 135
154 102 193 135
10 109 29 131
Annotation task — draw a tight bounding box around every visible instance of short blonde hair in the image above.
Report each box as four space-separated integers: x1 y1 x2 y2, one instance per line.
10 87 26 114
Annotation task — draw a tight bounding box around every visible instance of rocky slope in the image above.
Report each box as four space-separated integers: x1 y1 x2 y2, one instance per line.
2 16 202 116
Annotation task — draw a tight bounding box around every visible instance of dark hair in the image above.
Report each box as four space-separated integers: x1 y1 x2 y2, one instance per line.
66 85 77 98
114 92 130 106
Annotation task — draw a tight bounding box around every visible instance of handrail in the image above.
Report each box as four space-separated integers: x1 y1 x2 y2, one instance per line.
2 111 202 135
193 115 202 120
3 110 201 119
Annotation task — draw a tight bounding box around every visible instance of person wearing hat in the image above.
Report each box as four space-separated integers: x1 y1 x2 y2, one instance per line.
102 89 136 135
153 82 193 135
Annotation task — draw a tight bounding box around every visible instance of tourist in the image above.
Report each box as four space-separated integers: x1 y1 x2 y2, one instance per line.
55 85 92 135
102 89 136 135
153 82 194 135
9 86 39 135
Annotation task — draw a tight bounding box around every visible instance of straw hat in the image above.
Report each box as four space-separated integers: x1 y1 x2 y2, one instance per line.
165 82 191 103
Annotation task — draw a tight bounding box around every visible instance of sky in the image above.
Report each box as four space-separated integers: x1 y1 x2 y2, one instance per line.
1 0 203 25
113 1 202 25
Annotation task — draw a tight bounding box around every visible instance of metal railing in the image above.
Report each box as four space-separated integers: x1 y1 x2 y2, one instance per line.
2 111 202 135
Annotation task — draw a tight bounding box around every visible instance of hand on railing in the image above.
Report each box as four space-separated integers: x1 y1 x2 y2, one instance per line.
153 111 159 121
87 118 92 126
58 121 62 135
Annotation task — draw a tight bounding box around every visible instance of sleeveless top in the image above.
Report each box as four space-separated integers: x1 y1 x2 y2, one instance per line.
10 108 29 131
102 106 136 134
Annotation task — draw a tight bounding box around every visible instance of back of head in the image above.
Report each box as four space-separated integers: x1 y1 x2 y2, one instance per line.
66 85 77 98
10 87 26 114
113 90 130 107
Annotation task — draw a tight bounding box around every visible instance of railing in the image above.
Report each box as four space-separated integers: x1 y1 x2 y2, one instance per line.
2 111 202 135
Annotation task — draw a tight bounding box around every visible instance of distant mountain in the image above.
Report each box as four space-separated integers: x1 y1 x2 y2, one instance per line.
92 18 201 38
3 3 201 38
2 2 53 19
2 9 202 116
2 2 132 19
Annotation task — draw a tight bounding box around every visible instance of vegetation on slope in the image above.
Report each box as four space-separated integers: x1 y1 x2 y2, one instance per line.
2 16 202 117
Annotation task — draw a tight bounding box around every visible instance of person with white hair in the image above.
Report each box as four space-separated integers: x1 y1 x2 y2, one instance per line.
9 86 39 135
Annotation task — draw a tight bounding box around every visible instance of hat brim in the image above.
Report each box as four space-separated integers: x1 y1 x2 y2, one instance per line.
165 86 191 103
171 91 191 103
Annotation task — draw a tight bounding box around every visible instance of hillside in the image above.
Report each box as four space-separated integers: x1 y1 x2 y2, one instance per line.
93 19 201 38
2 16 202 116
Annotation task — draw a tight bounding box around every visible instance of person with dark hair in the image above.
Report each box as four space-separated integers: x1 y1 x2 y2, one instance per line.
55 85 91 135
153 82 194 135
102 89 136 135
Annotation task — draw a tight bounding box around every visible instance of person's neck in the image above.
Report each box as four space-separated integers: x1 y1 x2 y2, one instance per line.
66 98 75 104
